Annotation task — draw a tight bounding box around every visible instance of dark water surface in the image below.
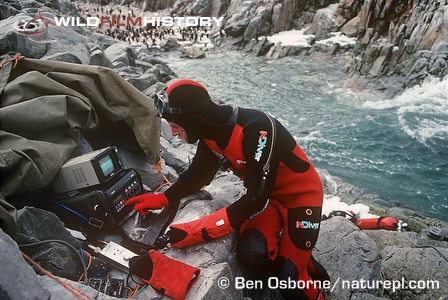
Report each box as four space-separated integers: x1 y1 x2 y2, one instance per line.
162 51 448 221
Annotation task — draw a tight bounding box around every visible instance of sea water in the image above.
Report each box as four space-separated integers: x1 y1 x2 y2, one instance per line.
163 51 448 221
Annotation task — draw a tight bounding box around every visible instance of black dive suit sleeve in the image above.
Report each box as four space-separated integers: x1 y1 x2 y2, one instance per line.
227 114 281 229
163 140 220 202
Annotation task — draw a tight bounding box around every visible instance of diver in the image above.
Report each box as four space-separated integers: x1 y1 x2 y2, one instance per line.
126 79 330 299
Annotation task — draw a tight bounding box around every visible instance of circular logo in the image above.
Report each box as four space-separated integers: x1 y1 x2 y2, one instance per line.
217 277 230 289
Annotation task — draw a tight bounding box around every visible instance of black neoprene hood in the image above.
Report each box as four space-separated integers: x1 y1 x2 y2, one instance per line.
163 79 212 143
165 79 211 116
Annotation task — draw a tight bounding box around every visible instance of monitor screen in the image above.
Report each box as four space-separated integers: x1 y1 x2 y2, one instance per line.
98 154 115 178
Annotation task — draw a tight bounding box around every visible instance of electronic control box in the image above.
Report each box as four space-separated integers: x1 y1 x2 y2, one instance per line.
51 169 143 231
52 146 123 194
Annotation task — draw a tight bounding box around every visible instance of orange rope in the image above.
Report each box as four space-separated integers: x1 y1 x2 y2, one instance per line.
154 182 171 193
125 286 133 296
0 53 25 70
128 284 141 298
21 252 94 300
77 250 92 282
152 157 173 188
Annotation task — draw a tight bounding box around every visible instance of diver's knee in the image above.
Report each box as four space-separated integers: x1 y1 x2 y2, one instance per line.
273 256 309 300
237 228 272 268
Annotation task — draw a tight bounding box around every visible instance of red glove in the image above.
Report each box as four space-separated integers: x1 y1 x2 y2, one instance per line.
125 193 169 216
129 250 200 300
168 208 233 248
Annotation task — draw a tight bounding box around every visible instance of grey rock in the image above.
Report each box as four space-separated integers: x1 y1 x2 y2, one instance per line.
381 246 448 299
87 32 116 50
189 0 209 15
135 59 153 72
205 171 245 205
317 168 344 194
364 230 418 251
361 28 375 45
266 44 292 59
104 42 136 66
188 263 244 300
38 275 118 299
271 2 286 33
405 57 429 84
337 0 363 21
6 0 23 11
387 207 434 232
140 0 176 11
183 46 205 59
154 63 177 82
44 26 90 64
138 57 177 82
160 119 174 141
370 198 400 209
160 37 181 51
116 65 142 77
311 4 342 40
0 229 50 300
58 0 78 15
136 51 154 63
224 19 246 38
159 131 196 175
341 16 361 37
415 227 448 248
89 49 114 68
112 61 127 68
431 41 448 53
0 3 19 19
345 0 448 95
42 52 82 64
243 15 262 40
222 0 336 42
314 217 381 299
369 55 388 76
349 293 389 300
116 142 178 192
246 37 275 57
428 56 447 75
330 42 341 55
20 1 42 10
160 137 190 173
141 81 167 98
16 207 83 281
127 73 158 91
144 65 161 78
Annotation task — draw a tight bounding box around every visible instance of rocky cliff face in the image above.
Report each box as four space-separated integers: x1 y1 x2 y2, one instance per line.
181 0 445 96
343 0 448 96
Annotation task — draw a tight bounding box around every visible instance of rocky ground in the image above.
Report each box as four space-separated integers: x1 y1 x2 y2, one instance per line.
2 122 448 299
1 0 448 299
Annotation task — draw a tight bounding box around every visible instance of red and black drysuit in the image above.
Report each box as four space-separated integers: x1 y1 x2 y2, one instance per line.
128 79 329 299
165 108 327 299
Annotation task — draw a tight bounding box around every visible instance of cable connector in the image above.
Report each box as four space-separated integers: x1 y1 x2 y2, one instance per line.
428 227 443 240
397 220 408 232
88 244 102 253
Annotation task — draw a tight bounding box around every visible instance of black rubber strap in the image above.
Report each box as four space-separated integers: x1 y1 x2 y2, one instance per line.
376 217 385 229
201 228 212 242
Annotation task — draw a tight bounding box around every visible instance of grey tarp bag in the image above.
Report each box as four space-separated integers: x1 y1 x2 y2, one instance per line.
0 55 161 237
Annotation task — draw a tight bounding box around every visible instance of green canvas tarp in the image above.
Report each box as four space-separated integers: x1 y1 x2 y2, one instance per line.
0 55 161 237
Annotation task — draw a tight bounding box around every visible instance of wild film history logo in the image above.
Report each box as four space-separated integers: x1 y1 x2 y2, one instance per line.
12 9 56 43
